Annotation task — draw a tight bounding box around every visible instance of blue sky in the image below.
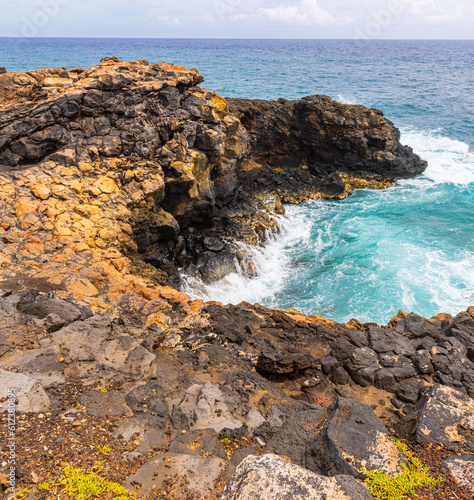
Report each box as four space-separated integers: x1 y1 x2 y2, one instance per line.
1 0 473 39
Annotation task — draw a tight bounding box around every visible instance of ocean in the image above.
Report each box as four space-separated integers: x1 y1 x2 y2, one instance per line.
1 38 473 324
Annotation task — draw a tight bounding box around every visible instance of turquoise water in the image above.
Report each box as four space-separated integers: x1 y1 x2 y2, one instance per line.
1 39 473 323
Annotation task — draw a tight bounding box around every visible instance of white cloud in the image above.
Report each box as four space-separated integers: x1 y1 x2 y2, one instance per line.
157 15 181 26
2 0 474 38
257 0 339 25
399 0 452 23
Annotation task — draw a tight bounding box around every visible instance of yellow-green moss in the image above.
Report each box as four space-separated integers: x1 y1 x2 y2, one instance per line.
14 487 30 499
37 461 137 500
361 440 443 500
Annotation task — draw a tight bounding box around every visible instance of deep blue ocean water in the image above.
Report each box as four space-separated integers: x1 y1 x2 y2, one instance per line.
1 38 473 324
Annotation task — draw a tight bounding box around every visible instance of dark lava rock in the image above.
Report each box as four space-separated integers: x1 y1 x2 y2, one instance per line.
228 95 427 179
320 355 339 374
16 288 86 325
197 251 236 282
345 347 379 374
257 347 313 375
413 350 435 374
368 326 415 356
331 366 351 385
304 398 407 477
125 381 169 429
267 408 327 465
318 174 346 196
395 313 441 338
396 381 420 404
375 369 397 391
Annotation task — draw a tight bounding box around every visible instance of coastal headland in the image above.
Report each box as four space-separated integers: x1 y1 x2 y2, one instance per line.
0 58 473 499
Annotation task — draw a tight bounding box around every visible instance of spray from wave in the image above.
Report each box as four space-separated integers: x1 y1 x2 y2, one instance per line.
400 128 474 185
181 213 311 305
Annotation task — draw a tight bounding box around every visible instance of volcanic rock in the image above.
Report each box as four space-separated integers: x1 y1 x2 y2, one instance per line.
220 454 373 500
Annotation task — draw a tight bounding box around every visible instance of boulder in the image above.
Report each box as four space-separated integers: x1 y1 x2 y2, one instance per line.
304 398 407 477
257 347 313 375
0 370 50 412
394 313 441 338
396 380 421 404
367 327 415 356
152 208 180 242
197 251 236 282
220 454 373 500
203 236 224 252
404 384 474 451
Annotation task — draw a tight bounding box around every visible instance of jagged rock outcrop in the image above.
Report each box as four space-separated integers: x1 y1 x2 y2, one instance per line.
228 96 426 179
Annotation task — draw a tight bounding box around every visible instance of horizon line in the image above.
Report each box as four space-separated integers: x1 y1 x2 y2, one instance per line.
0 36 473 41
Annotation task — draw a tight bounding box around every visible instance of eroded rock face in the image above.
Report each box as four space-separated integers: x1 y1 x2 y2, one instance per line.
220 454 373 500
326 310 474 399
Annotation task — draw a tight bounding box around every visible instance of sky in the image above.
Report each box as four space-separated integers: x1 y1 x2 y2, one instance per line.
1 0 473 39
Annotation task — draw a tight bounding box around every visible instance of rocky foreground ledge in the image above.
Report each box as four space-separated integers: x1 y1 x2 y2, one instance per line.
0 58 472 499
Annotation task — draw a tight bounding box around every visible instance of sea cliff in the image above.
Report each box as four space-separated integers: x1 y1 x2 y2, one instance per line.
0 58 473 500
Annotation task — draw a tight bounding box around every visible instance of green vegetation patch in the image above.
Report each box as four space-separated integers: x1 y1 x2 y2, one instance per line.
37 461 137 500
361 440 443 500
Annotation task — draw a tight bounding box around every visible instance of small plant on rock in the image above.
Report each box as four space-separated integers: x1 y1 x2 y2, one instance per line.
361 440 443 500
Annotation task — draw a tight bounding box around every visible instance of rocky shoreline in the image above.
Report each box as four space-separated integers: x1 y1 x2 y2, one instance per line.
0 58 473 499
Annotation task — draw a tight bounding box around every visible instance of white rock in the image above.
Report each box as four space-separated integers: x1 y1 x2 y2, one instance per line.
246 408 266 429
0 370 50 412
